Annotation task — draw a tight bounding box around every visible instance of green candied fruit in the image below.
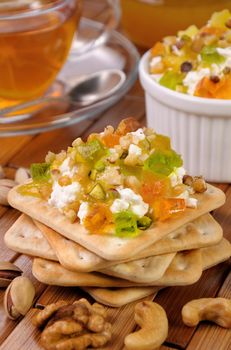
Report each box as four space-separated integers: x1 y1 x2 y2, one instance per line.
209 9 231 29
137 216 152 230
144 149 183 177
75 139 107 163
201 46 225 65
89 183 106 200
30 163 50 181
115 211 139 238
159 71 184 91
94 159 106 172
18 182 41 198
178 25 199 39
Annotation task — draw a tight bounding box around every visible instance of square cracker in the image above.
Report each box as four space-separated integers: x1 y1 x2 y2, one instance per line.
8 184 225 260
32 249 203 287
201 238 231 268
99 253 176 283
82 287 160 308
34 213 222 272
101 249 202 286
4 214 57 261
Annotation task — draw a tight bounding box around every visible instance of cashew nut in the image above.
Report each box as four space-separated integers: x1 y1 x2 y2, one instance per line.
124 301 168 350
182 298 231 328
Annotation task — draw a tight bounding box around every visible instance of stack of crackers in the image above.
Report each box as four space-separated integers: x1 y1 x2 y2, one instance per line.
5 182 231 307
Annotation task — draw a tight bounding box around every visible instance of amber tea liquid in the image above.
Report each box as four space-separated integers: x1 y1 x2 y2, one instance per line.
120 0 231 48
0 0 81 108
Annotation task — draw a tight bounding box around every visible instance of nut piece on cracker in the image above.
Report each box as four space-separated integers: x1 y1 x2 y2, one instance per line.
33 298 112 350
182 298 231 328
124 300 168 350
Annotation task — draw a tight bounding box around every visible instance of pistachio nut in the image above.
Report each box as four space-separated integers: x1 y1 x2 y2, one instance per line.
0 261 22 288
4 276 35 320
15 168 31 185
0 179 16 206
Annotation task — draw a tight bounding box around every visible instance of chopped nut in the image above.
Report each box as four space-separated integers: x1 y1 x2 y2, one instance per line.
58 176 72 187
183 175 193 187
191 37 204 53
223 67 231 75
183 175 207 193
33 298 112 350
192 176 207 193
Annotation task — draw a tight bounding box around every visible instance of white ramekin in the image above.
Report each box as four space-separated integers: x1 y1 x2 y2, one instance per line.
139 50 231 183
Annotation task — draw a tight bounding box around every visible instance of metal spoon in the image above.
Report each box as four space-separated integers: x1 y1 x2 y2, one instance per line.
0 69 126 124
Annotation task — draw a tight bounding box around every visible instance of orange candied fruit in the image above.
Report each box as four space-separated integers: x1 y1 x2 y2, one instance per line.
101 133 120 148
140 180 167 205
83 203 113 234
151 42 166 57
195 76 231 99
152 198 186 221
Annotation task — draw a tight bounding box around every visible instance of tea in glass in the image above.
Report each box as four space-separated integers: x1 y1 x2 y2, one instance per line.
120 0 231 48
0 0 82 109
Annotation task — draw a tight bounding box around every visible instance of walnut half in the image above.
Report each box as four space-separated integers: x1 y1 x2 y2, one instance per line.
33 298 112 350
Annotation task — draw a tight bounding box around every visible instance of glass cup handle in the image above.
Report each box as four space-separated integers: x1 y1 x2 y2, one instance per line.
71 0 121 56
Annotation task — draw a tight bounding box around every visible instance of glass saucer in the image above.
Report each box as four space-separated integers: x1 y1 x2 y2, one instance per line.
0 18 140 137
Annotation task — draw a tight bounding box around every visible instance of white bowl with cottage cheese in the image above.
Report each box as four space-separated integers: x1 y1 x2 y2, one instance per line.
139 49 231 182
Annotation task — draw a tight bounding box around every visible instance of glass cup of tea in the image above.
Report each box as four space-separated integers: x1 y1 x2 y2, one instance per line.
0 0 119 110
118 0 231 48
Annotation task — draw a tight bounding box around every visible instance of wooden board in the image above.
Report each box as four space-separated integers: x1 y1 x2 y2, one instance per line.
0 2 230 350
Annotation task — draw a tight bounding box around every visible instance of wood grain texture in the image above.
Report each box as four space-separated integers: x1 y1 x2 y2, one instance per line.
154 261 230 349
0 208 21 261
186 270 231 350
0 136 33 165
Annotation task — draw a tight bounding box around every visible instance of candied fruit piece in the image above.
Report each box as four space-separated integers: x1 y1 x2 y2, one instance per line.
83 203 113 235
114 211 139 238
151 42 166 56
140 173 170 204
152 198 186 221
200 46 225 65
209 9 231 29
115 117 140 136
101 133 120 148
144 149 183 177
159 71 184 91
178 25 199 39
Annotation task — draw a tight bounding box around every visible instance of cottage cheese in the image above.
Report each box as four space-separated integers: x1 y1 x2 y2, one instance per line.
128 144 142 157
59 158 77 177
111 187 149 218
48 181 81 210
177 190 198 208
77 202 89 224
150 56 162 68
183 68 210 95
129 128 146 144
169 167 186 187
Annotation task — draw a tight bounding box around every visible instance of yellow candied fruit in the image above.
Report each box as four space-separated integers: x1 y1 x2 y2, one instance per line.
83 203 113 235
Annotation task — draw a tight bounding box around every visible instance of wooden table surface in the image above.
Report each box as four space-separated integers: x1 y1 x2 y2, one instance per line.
0 2 231 349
